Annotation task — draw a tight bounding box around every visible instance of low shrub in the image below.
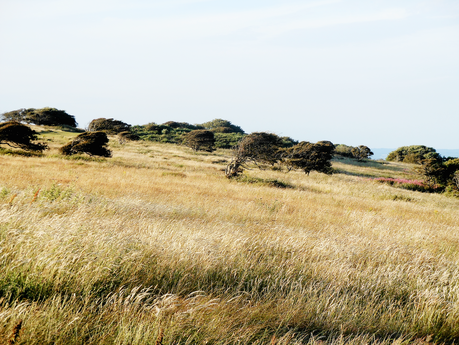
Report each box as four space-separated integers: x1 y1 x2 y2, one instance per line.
371 177 441 193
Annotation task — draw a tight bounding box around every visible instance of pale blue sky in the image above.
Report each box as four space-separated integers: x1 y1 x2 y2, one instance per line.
1 0 458 148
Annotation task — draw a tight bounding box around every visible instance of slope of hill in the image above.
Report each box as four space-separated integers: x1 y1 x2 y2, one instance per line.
1 127 459 344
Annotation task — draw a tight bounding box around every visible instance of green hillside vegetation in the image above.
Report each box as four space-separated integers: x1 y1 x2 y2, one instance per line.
131 119 246 149
0 125 458 344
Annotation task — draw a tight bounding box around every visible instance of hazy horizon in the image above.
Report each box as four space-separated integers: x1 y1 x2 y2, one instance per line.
1 0 458 149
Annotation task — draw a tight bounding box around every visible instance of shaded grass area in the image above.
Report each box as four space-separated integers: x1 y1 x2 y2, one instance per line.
0 147 44 157
233 174 295 189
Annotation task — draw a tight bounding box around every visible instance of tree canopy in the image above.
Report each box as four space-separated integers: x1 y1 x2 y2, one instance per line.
182 130 215 152
282 141 335 175
200 119 245 134
225 133 335 178
88 118 131 134
60 132 112 157
1 108 77 127
387 145 442 164
0 121 48 152
225 132 284 177
351 145 374 161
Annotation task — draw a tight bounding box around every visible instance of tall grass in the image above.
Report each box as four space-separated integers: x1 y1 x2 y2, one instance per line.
0 134 459 344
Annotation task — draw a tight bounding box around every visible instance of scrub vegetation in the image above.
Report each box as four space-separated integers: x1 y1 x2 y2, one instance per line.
0 126 459 344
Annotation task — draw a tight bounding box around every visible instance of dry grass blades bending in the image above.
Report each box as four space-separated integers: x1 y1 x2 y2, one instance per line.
0 127 458 344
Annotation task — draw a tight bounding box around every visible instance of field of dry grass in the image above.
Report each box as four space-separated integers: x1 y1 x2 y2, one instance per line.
1 126 459 344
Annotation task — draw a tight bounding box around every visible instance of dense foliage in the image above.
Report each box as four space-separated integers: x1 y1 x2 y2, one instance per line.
132 120 246 149
225 133 334 178
415 158 459 192
0 121 48 152
1 108 77 127
88 118 131 134
335 144 373 161
351 145 374 161
225 132 283 177
386 145 442 164
200 119 245 134
182 130 216 152
117 131 140 143
283 141 335 175
60 132 111 157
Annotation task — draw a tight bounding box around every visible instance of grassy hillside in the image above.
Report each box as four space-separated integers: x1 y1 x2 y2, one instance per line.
1 127 458 344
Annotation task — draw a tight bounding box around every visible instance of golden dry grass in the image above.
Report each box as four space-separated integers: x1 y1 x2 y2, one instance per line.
0 127 458 344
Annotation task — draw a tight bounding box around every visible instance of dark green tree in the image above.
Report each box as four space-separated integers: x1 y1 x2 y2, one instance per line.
282 141 335 175
334 144 354 158
414 158 459 191
351 145 374 161
225 132 283 177
88 118 131 134
1 108 77 127
183 130 215 152
117 131 139 144
60 132 111 157
387 145 441 164
0 121 48 152
414 158 445 188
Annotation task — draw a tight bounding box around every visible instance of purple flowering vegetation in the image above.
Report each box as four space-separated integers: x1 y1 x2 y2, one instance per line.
370 177 439 192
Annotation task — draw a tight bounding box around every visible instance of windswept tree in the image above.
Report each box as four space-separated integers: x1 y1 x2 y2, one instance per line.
60 132 111 157
351 145 374 161
88 118 131 134
183 130 215 152
0 121 48 152
1 108 77 127
282 141 335 175
225 132 283 177
1 108 30 122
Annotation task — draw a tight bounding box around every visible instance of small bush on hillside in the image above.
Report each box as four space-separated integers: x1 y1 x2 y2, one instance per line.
213 133 245 149
351 145 374 161
60 132 111 157
117 131 140 144
88 118 131 134
386 145 442 164
0 121 48 152
183 130 215 152
162 121 203 130
335 144 373 161
334 144 354 158
234 175 294 188
414 157 459 192
200 119 245 134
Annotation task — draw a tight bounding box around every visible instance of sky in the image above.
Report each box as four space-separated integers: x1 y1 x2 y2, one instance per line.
1 0 458 149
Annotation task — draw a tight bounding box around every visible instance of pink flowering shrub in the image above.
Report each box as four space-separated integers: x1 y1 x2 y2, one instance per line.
371 177 440 192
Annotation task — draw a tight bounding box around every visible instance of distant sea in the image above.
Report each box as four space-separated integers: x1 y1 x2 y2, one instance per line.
371 148 459 160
